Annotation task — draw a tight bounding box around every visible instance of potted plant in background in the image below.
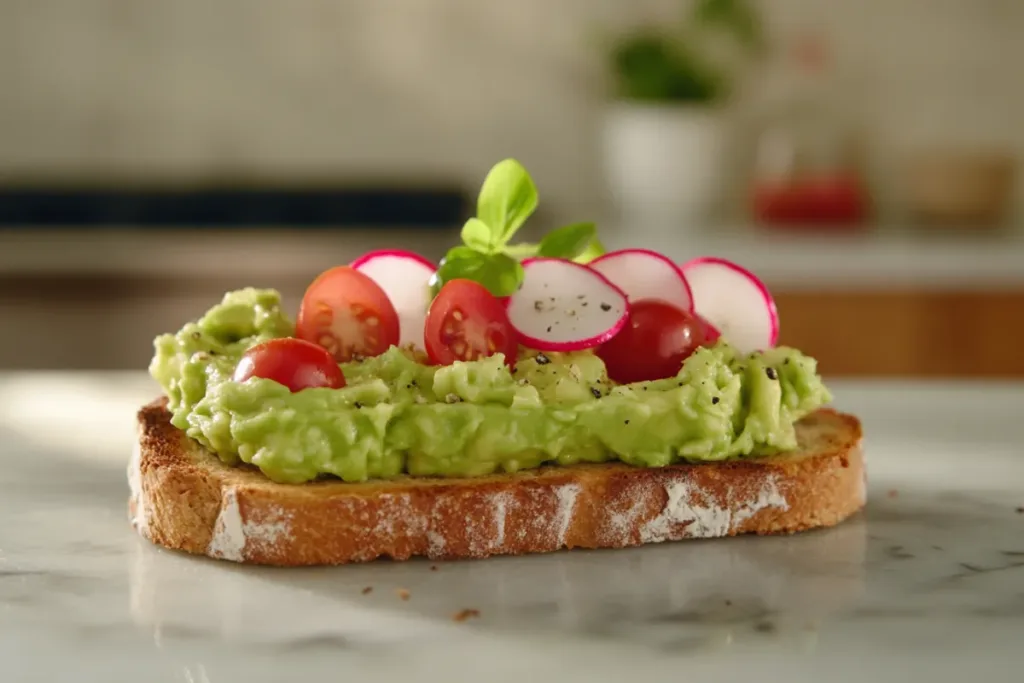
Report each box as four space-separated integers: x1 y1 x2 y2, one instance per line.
600 0 764 232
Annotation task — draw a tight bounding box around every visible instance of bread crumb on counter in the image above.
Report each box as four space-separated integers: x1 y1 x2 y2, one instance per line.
396 588 411 601
361 586 373 595
452 609 480 622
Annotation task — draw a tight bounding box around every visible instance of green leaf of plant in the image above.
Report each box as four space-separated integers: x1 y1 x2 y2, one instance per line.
460 218 493 252
537 222 597 260
476 159 539 248
574 236 607 264
504 242 540 259
431 246 524 298
476 253 525 297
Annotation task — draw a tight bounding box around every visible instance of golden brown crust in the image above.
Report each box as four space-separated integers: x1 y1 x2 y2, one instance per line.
128 399 866 566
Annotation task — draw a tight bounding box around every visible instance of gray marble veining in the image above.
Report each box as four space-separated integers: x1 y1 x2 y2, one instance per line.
0 374 1022 682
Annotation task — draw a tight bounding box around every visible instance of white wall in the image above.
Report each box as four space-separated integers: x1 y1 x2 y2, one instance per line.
2 0 1022 225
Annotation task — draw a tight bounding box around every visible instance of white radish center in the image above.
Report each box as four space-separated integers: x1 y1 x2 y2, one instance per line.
591 252 692 311
355 256 434 349
687 264 774 355
508 261 627 345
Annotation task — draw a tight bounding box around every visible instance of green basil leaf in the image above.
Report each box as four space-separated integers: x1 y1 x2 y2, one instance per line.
460 218 493 252
476 253 525 297
476 159 539 248
431 246 484 297
537 222 597 260
504 242 540 259
431 247 524 298
574 236 607 264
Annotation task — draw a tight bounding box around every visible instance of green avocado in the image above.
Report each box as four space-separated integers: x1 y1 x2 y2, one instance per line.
150 288 832 484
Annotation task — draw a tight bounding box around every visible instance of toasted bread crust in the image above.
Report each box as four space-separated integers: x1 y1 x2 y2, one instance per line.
128 399 866 566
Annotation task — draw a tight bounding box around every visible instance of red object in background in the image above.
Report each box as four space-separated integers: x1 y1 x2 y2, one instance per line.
749 34 869 230
752 174 867 227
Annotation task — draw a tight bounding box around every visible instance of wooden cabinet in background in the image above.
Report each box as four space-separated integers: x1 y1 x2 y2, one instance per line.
773 289 1024 378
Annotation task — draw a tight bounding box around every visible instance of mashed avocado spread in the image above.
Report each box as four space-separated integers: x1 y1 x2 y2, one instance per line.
150 288 832 484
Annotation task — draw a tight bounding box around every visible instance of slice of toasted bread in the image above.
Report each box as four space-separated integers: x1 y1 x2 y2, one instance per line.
128 399 865 566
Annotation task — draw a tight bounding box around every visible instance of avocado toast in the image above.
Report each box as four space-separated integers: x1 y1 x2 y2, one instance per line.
128 159 866 566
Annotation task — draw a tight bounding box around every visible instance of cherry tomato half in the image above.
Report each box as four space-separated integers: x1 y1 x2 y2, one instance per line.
424 279 518 366
233 338 346 392
597 299 712 384
296 266 400 362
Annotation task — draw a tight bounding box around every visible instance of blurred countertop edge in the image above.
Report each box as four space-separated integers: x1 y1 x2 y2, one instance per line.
1 226 1023 291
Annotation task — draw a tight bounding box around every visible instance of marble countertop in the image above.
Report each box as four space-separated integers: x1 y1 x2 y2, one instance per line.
2 227 1024 290
1 373 1023 682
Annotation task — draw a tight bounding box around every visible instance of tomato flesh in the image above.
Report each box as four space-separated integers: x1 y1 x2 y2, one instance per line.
233 338 346 392
424 279 517 366
597 299 712 384
296 266 400 362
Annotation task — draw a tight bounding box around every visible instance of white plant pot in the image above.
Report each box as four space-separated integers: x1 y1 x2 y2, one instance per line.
601 104 727 233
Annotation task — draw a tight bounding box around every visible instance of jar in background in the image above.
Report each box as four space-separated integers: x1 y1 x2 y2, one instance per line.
749 35 869 230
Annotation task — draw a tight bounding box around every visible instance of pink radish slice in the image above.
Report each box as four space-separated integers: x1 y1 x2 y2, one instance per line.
506 258 629 351
680 257 778 355
351 250 436 349
589 248 693 312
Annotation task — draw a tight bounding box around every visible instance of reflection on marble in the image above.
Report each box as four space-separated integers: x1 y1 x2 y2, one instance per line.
1 375 1023 682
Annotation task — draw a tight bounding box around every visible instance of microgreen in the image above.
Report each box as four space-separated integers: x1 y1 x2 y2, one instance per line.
431 159 606 297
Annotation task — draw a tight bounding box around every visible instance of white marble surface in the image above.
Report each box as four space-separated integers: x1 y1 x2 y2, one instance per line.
1 373 1023 682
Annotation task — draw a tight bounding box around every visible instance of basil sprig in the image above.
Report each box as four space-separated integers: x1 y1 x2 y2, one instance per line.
431 159 605 297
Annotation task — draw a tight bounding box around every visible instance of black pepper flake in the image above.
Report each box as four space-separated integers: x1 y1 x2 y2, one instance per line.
546 326 552 333
577 294 586 299
354 401 363 409
600 303 612 312
209 350 218 356
590 387 602 399
191 331 202 340
535 353 551 365
678 381 684 387
624 419 630 425
533 300 544 311
784 358 790 365
765 367 778 380
582 302 588 307
1016 506 1024 514
712 396 720 405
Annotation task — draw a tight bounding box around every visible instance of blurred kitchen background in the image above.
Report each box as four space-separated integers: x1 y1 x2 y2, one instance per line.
1 0 1023 377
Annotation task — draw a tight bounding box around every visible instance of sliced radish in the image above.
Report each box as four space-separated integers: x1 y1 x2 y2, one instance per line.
506 258 629 351
350 250 436 349
589 248 693 312
680 257 779 355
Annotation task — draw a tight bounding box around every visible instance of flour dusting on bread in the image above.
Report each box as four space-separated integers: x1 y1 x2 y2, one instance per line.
640 476 788 543
127 442 149 536
207 488 293 562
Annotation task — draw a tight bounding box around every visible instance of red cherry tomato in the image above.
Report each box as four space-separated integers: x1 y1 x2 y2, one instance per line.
296 266 400 362
424 279 517 366
597 299 712 384
233 338 346 392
